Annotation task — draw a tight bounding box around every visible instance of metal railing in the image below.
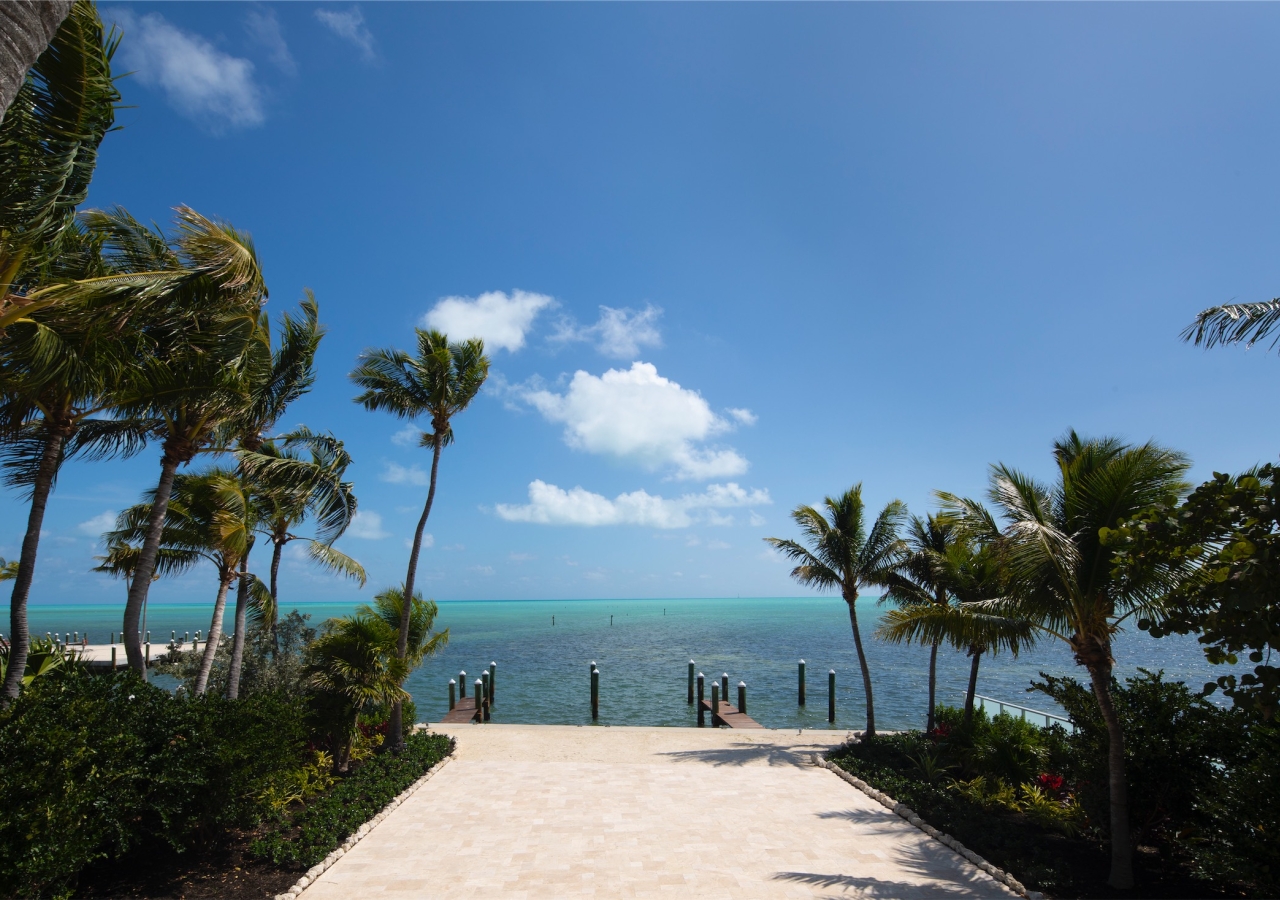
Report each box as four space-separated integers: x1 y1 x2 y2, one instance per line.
969 693 1075 732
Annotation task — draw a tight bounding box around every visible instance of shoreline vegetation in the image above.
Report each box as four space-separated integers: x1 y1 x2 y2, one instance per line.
0 3 1277 899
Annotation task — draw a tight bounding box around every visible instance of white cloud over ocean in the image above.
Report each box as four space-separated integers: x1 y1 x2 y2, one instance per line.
519 362 753 480
495 480 769 529
422 290 554 353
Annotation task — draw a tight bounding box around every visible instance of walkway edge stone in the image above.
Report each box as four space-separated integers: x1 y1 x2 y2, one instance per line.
812 753 1045 900
275 747 455 900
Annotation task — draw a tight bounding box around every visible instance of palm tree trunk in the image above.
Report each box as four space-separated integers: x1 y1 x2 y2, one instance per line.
123 448 183 678
844 593 876 737
194 572 233 696
388 439 442 750
963 648 983 727
1 429 65 705
1088 660 1134 889
226 554 250 699
0 1 73 125
269 536 284 657
926 639 939 732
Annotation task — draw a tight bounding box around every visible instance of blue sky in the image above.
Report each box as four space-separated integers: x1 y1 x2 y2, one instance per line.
9 2 1280 606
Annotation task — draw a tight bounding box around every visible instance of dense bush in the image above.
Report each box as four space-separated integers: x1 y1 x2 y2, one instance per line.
0 669 309 899
251 730 453 867
157 610 317 700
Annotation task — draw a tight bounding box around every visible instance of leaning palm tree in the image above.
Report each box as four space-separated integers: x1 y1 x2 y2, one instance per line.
939 430 1189 890
877 514 955 731
878 532 1035 727
350 329 488 749
765 484 906 737
92 539 200 642
82 206 269 679
0 226 149 704
0 1 117 329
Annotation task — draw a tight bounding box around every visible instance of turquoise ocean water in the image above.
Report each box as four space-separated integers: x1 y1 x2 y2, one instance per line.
5 597 1234 731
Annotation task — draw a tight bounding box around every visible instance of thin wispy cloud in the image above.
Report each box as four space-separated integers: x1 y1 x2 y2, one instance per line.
77 511 117 537
113 10 264 130
391 425 420 447
245 7 295 75
552 304 662 359
381 462 429 486
517 362 755 480
315 6 377 62
345 510 389 539
423 290 555 353
495 480 769 529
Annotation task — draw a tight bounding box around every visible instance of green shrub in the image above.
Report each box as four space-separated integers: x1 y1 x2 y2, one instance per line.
0 669 309 899
251 730 453 867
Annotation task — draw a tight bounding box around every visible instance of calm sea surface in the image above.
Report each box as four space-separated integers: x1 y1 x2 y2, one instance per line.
4 597 1235 731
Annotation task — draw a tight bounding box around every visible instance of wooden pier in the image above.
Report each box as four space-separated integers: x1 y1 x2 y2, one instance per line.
700 698 764 729
440 695 485 724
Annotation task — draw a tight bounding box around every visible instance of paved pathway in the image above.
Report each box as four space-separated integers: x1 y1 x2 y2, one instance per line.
301 724 1016 899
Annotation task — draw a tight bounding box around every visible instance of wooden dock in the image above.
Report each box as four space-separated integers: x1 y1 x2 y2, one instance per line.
700 698 764 729
440 696 485 724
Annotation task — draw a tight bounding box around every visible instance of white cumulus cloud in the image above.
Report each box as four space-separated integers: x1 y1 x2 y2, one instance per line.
114 11 264 129
245 8 294 74
315 6 376 62
520 362 751 480
381 462 428 486
423 290 554 353
77 511 117 537
391 425 420 447
494 480 769 529
346 510 389 539
552 304 662 359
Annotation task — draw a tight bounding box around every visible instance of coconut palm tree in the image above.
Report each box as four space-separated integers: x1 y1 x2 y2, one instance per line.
0 2 74 125
877 514 954 731
350 329 488 749
80 206 269 679
765 485 907 738
0 1 117 329
238 427 363 653
0 226 152 704
358 585 449 671
1183 299 1280 353
92 539 200 642
877 531 1035 727
109 468 268 696
938 431 1189 889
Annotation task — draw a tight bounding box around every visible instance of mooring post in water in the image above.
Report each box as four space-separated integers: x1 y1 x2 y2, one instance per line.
490 662 497 705
474 679 484 722
591 666 600 721
721 673 729 704
111 646 117 671
697 672 706 726
799 659 806 706
687 660 695 704
448 679 457 710
482 670 490 710
711 681 720 721
459 670 466 696
145 641 150 666
829 670 836 723
738 681 747 716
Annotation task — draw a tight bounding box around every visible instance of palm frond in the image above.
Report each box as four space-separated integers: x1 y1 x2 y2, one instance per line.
1182 300 1280 351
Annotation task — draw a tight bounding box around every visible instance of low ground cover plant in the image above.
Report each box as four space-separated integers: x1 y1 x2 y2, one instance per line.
827 672 1279 898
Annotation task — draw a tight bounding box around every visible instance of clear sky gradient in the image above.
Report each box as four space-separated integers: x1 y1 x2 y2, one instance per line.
10 2 1280 606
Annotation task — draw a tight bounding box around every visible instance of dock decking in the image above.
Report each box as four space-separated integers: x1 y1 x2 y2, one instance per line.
699 698 764 728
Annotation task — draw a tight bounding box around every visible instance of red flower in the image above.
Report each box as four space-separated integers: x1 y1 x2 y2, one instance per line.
927 722 952 740
1037 773 1065 792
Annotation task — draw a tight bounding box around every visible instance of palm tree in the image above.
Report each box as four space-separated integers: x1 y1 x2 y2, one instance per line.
92 539 200 643
306 614 410 772
0 2 74 125
0 1 117 329
877 530 1035 727
350 329 488 749
357 585 449 671
765 485 906 738
238 427 363 653
877 515 954 731
0 226 150 704
109 469 267 696
81 206 269 679
939 430 1189 889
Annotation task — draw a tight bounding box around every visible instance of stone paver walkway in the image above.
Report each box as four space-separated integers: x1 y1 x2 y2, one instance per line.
301 724 1016 899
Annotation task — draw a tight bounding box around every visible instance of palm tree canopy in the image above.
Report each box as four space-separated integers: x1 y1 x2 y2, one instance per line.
938 430 1190 650
357 585 449 667
350 329 488 447
765 484 907 597
239 426 358 545
878 514 956 609
306 615 410 709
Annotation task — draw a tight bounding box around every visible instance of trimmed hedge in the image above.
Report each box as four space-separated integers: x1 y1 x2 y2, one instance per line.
251 731 454 868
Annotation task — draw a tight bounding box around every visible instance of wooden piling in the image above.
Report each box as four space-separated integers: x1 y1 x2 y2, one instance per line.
687 660 695 704
697 672 706 727
489 662 496 705
721 673 729 703
591 666 600 721
711 681 719 720
738 681 746 716
828 669 836 723
799 659 806 706
449 679 457 710
474 679 484 723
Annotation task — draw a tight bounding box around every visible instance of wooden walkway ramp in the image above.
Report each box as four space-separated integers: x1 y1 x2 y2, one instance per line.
440 696 484 724
700 699 764 728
